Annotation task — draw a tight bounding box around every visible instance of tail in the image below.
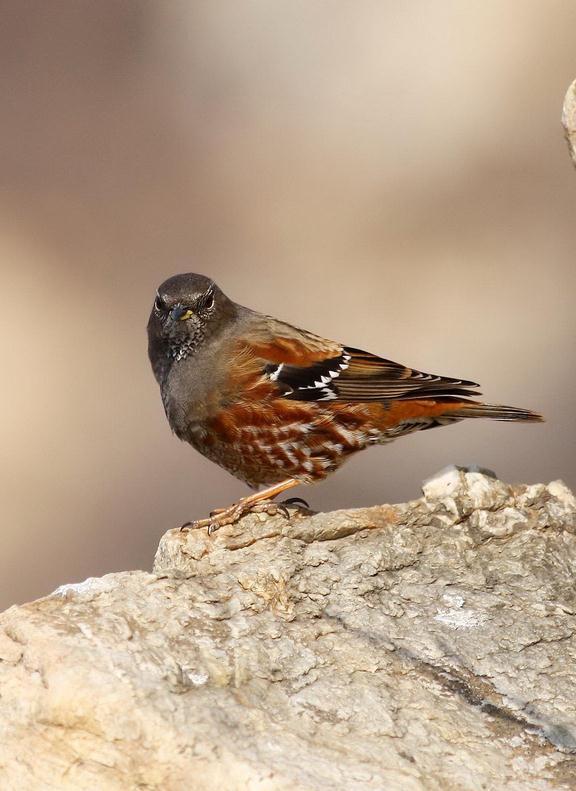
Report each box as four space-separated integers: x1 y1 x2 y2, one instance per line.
444 401 544 423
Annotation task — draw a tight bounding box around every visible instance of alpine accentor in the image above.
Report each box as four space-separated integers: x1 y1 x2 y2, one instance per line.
147 273 542 532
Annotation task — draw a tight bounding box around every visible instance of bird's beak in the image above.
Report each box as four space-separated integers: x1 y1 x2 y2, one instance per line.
169 305 194 322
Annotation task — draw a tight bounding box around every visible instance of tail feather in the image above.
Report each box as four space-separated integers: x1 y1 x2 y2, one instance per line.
446 401 544 423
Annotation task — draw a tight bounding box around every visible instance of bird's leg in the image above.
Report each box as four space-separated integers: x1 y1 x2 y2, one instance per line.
181 478 301 534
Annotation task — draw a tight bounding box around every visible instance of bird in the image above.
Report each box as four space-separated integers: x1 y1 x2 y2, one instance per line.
147 273 543 533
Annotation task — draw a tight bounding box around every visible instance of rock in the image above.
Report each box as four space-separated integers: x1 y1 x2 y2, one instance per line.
563 78 576 168
1 467 576 790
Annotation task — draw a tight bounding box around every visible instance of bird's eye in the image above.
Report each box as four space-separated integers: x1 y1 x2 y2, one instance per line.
154 294 166 313
200 290 215 311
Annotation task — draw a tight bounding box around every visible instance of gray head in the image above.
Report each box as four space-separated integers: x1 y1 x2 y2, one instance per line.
147 273 236 383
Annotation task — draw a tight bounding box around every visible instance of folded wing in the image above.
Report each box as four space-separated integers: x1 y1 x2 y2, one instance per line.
238 320 481 403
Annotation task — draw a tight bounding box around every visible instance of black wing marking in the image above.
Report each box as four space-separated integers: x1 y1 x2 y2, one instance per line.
265 346 481 402
264 351 350 401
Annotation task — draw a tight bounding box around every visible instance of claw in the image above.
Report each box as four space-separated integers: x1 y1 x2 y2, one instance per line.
282 496 311 509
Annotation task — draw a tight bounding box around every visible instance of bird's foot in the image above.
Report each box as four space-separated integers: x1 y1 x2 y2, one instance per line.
180 497 290 535
179 477 302 535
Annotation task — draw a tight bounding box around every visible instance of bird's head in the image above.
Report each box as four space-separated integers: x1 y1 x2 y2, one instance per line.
147 273 235 376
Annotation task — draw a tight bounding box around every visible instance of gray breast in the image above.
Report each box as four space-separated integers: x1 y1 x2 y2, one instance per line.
161 342 229 438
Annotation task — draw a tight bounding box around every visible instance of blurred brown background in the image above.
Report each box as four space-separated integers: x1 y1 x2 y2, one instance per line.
1 1 575 609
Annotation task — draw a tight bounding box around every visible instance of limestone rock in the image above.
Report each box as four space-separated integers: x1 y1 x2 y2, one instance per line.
1 467 576 790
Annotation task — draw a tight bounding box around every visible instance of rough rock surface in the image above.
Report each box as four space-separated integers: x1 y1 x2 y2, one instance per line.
1 467 576 790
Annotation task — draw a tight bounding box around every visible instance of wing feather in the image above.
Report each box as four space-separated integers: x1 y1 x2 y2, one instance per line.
234 320 480 403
